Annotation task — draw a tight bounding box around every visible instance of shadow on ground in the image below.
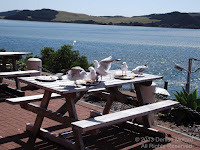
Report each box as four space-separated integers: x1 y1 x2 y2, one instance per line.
0 124 170 150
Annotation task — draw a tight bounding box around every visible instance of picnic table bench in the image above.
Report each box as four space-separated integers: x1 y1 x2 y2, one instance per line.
6 88 107 104
6 93 62 104
72 100 179 150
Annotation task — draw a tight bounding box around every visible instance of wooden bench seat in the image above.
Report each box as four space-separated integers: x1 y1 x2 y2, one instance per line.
6 88 107 105
6 93 62 104
72 100 179 149
0 70 40 78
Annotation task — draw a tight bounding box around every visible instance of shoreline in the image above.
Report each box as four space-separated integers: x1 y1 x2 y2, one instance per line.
1 18 199 30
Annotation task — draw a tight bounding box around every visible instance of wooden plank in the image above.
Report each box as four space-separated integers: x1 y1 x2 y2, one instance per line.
56 91 86 115
64 93 78 120
20 103 75 126
18 72 162 95
0 70 40 78
134 83 151 128
0 52 32 56
14 77 21 90
107 87 138 106
6 93 61 104
72 100 179 133
73 127 85 150
59 130 74 138
101 89 114 115
26 123 75 150
88 88 106 93
26 90 52 148
120 121 165 138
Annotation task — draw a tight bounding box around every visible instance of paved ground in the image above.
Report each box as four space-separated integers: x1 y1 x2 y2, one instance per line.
0 78 200 150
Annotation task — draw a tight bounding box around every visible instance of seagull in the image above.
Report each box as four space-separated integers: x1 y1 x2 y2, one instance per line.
121 62 128 76
93 56 121 79
131 64 148 75
67 66 87 85
88 66 97 81
73 40 76 45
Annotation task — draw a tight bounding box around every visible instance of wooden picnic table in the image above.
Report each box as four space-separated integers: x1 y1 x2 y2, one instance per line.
16 70 171 149
0 52 32 91
0 52 32 71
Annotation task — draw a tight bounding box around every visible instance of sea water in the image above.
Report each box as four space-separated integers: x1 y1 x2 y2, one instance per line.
0 19 200 96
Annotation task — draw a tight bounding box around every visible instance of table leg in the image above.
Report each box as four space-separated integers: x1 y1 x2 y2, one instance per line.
64 93 78 121
56 92 86 116
134 83 151 128
104 87 138 114
103 88 115 114
26 90 52 148
11 57 21 90
2 57 8 71
12 57 18 71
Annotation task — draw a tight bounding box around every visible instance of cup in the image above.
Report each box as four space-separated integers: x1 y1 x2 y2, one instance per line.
56 73 63 80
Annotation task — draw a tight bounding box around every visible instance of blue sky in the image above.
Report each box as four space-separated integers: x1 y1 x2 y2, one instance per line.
1 0 199 17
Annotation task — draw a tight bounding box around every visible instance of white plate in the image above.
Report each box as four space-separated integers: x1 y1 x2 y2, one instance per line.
114 75 135 80
79 80 100 86
35 76 57 82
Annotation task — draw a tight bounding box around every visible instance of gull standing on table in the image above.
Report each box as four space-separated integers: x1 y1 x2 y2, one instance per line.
93 56 121 79
67 66 87 85
131 64 148 75
121 62 128 76
88 66 97 81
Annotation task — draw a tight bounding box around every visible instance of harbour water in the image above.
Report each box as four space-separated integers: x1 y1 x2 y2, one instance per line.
0 19 200 96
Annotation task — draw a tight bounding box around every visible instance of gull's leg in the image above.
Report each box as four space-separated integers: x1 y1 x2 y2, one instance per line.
74 81 78 87
139 73 143 76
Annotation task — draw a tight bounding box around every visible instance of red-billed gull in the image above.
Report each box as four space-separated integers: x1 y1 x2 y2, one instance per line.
88 66 97 81
93 56 121 78
131 64 148 75
121 62 128 76
67 66 87 85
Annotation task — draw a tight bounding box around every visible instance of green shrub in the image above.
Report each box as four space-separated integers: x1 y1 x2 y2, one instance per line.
40 44 89 73
170 87 200 121
172 87 200 111
0 48 6 52
40 47 55 72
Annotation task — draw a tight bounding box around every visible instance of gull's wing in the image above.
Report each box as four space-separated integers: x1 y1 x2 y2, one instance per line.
71 66 84 71
99 56 112 71
99 56 121 71
138 67 146 72
136 65 147 73
100 56 112 62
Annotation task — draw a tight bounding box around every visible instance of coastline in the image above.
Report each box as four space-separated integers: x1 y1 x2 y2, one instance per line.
1 18 199 30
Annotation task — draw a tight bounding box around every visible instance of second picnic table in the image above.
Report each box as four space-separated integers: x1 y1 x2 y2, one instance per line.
0 52 40 95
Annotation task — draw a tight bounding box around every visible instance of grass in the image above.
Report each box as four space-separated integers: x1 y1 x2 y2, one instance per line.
53 11 160 24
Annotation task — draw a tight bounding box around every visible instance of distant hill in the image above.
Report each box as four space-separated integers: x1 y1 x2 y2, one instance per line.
1 9 200 29
0 10 20 17
147 11 200 28
0 10 20 19
4 9 58 21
